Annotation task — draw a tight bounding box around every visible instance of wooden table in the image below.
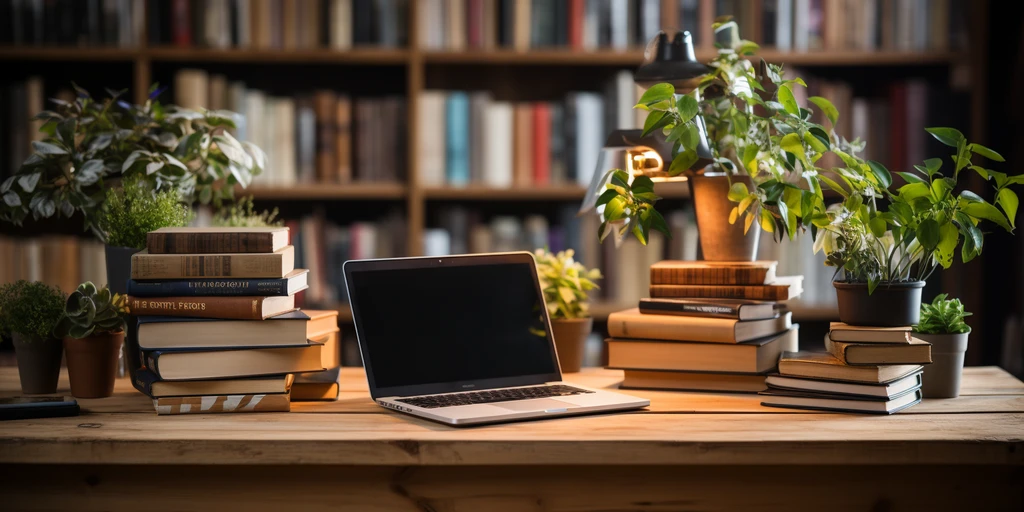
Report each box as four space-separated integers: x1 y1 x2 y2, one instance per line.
1 366 1022 511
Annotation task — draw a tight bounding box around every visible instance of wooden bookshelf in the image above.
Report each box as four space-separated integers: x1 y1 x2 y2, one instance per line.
243 183 407 200
146 47 410 64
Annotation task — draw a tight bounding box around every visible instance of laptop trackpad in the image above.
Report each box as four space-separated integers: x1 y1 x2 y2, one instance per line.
493 398 574 412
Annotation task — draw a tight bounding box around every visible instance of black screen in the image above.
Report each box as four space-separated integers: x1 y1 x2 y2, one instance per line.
348 262 557 390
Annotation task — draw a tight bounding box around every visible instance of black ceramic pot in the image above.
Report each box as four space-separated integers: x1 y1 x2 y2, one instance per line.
104 245 140 295
834 281 925 327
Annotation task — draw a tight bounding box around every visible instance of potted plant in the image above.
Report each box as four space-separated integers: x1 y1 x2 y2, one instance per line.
533 249 602 373
212 195 283 227
55 282 129 398
0 85 266 286
99 176 193 294
913 294 972 398
0 281 67 394
812 128 1021 325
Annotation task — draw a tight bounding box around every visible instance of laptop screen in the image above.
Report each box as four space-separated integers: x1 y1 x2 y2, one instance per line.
346 257 559 394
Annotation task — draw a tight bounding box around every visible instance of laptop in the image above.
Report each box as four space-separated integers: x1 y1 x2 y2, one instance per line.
344 252 650 426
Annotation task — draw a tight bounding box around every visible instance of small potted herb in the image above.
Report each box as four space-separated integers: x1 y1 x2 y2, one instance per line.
913 294 972 398
0 281 66 394
534 249 602 372
55 282 129 398
212 195 283 227
99 176 193 294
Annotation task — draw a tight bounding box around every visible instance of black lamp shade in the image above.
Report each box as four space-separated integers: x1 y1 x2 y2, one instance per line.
634 31 710 91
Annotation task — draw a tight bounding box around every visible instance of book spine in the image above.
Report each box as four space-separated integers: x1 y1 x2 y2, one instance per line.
650 266 769 285
130 251 288 279
154 393 291 414
650 284 790 301
607 313 735 343
638 302 741 318
127 296 267 320
126 277 294 296
146 232 277 254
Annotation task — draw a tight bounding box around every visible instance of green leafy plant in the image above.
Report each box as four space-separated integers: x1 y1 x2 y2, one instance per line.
212 195 283 228
0 280 67 342
0 84 266 239
533 249 602 320
100 176 193 249
55 282 129 339
915 294 972 334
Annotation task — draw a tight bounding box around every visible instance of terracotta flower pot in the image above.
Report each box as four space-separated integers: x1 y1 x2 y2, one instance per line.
914 330 970 399
689 173 761 262
63 331 124 399
834 281 925 327
12 333 63 394
549 317 593 373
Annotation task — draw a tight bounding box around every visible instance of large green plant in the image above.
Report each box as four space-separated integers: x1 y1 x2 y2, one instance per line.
0 84 266 239
55 282 128 339
915 294 972 335
0 280 67 342
101 176 193 249
533 249 602 320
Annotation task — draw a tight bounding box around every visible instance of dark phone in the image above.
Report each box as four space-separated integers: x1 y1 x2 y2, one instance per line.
0 396 80 421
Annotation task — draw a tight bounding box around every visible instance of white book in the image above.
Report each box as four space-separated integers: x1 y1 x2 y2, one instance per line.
274 98 297 186
482 101 513 188
639 0 660 45
423 229 452 256
851 98 869 148
896 0 913 50
582 0 599 50
609 0 628 50
793 0 808 52
330 0 353 50
615 70 635 129
227 81 248 139
205 0 230 48
244 89 266 182
420 0 442 48
296 102 316 183
574 92 604 186
776 0 792 50
418 91 448 186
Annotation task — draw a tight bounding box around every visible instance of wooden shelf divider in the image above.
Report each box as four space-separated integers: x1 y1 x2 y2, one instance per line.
243 183 407 200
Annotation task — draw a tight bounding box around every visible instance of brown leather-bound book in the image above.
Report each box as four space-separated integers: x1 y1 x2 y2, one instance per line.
147 227 289 254
131 246 295 279
127 295 297 320
336 95 352 183
512 103 533 186
608 308 791 344
282 0 298 49
154 392 291 414
649 276 803 301
251 0 272 48
313 91 338 183
650 260 778 285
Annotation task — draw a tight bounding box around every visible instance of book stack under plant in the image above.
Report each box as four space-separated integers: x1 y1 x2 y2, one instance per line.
606 261 801 393
760 323 931 414
123 227 337 415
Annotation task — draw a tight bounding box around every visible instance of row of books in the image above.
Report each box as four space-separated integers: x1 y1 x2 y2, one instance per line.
418 72 641 188
0 235 107 293
147 0 408 49
174 69 407 186
126 227 341 412
418 0 664 51
0 0 144 47
744 0 965 52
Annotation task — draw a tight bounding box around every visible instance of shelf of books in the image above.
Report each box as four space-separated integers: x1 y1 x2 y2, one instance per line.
1 0 981 342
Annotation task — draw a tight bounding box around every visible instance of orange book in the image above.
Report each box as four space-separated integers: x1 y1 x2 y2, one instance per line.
126 295 297 320
532 103 551 185
513 104 533 186
313 91 338 183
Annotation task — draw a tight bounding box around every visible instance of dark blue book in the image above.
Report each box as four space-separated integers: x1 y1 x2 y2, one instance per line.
136 310 311 350
126 269 308 297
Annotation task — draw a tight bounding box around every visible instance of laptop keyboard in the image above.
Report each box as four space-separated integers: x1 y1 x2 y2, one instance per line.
396 385 594 409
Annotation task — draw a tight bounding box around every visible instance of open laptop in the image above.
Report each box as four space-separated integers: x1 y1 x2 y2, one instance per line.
343 252 649 426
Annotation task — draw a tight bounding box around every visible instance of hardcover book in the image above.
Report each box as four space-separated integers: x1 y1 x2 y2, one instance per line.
131 246 295 279
638 298 780 320
145 343 326 380
606 326 799 374
146 227 289 254
778 351 923 384
607 308 791 344
154 392 292 414
649 276 803 301
620 369 770 393
292 367 341 401
649 260 778 285
760 388 922 415
126 295 296 320
825 334 932 366
828 322 912 344
126 269 309 297
766 371 923 399
136 310 311 350
134 369 294 398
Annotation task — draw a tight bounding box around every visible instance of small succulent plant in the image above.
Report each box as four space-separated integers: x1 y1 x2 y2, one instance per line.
915 294 972 335
55 282 129 339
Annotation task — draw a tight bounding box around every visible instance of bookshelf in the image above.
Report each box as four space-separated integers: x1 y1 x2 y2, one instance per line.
0 0 988 331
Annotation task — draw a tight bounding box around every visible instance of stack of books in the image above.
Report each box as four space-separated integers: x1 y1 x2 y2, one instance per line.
125 227 336 415
761 323 931 414
607 261 802 393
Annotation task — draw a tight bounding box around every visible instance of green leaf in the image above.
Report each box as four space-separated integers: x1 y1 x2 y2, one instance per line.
780 133 805 163
727 182 749 202
808 96 839 126
778 85 799 116
641 110 671 137
595 188 618 207
2 191 21 207
936 222 959 268
925 127 966 148
962 200 1013 232
648 208 671 237
869 216 888 238
808 126 831 151
931 177 953 201
18 172 41 193
676 94 699 123
896 171 926 184
818 175 849 198
899 182 931 201
923 157 943 174
681 122 700 149
997 188 1018 228
803 131 827 153
604 196 627 222
866 160 892 189
637 83 675 107
31 141 67 155
668 148 698 176
968 143 1005 162
631 175 655 194
918 218 940 250
611 170 630 188
759 208 775 233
